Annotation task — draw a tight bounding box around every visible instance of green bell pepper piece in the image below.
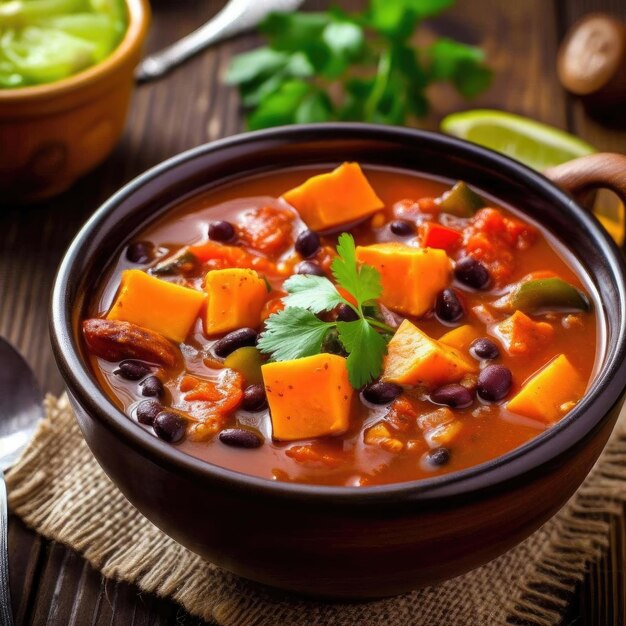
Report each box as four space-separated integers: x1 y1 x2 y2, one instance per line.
494 277 591 313
438 181 485 217
224 347 265 385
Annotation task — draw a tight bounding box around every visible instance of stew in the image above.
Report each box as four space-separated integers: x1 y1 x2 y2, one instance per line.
83 164 599 486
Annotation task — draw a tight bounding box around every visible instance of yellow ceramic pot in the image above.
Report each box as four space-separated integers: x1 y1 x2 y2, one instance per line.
0 0 150 203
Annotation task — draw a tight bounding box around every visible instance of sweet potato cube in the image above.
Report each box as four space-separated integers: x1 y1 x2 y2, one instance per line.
205 268 267 336
282 162 384 230
262 354 353 441
507 354 585 423
356 244 451 317
493 310 554 356
439 325 482 352
107 269 205 343
382 320 477 387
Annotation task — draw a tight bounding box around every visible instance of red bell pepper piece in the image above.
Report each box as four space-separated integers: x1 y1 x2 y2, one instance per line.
419 222 462 251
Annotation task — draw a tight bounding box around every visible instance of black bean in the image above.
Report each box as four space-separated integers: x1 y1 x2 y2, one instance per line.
126 241 155 264
242 384 268 412
295 260 325 277
136 400 163 426
477 365 512 402
425 447 451 467
390 220 415 236
337 303 359 322
295 230 321 258
219 428 262 449
208 220 236 242
430 383 474 409
153 411 186 443
471 337 500 360
454 256 491 290
435 288 464 323
213 328 258 358
115 359 151 381
362 381 403 405
140 375 164 398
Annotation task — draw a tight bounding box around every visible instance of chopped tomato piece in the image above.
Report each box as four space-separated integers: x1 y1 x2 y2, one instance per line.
286 443 344 468
176 369 244 440
462 208 537 284
386 397 419 432
238 206 294 256
262 296 285 321
189 241 276 274
419 222 462 251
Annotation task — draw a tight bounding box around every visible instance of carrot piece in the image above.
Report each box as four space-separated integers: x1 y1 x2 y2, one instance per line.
507 355 585 423
282 162 384 230
262 354 353 441
356 243 451 317
204 268 268 335
106 269 205 343
439 324 482 352
382 320 477 387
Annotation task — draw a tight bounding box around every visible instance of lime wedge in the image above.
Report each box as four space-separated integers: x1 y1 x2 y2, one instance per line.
441 109 624 245
441 109 595 170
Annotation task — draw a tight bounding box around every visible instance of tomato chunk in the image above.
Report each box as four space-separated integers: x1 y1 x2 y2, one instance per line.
462 208 537 284
238 206 294 256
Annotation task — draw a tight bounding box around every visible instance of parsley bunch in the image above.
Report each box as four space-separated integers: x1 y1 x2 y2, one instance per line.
225 0 491 130
258 234 393 389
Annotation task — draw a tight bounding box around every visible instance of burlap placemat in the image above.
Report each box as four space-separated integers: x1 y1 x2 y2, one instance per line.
6 395 626 625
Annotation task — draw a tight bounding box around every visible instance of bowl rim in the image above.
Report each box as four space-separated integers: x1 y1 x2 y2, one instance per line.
0 0 149 103
50 123 626 507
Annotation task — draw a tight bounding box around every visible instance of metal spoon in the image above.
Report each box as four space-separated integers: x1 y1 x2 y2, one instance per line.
135 0 305 83
0 337 44 626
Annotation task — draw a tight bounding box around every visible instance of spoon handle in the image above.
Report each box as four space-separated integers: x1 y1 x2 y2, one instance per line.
135 0 304 83
0 471 14 626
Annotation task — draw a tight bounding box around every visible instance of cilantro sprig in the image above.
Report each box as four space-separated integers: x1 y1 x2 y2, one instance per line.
257 233 393 389
225 0 491 130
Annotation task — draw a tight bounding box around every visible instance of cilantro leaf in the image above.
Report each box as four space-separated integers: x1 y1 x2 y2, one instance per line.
257 308 334 362
427 38 492 97
337 319 387 388
226 1 490 130
282 274 346 313
331 233 382 308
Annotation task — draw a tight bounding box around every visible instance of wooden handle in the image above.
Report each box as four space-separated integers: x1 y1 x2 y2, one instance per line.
545 153 626 253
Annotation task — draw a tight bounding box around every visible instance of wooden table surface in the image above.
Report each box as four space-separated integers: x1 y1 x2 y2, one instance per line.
2 0 626 624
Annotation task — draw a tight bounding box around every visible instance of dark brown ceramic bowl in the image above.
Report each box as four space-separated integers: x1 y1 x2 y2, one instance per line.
50 124 626 598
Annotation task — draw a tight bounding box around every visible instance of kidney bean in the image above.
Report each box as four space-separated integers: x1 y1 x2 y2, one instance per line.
337 303 359 322
153 411 186 443
213 328 258 358
390 220 415 236
430 384 474 408
219 428 262 449
208 220 236 242
115 359 151 381
362 381 403 405
295 260 325 276
136 400 163 426
454 257 491 290
126 241 155 264
425 447 451 467
435 288 464 323
477 365 512 402
295 229 321 258
471 337 500 360
242 384 268 411
140 375 164 398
